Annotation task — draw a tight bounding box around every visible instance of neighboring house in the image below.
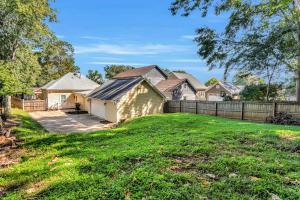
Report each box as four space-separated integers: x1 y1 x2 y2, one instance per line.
205 81 241 101
169 72 207 100
41 73 99 110
155 78 197 100
113 65 168 85
87 77 165 123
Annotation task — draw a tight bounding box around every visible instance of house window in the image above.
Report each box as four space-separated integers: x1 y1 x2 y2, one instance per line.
183 96 187 100
183 83 187 89
60 95 67 104
220 91 226 97
216 85 220 89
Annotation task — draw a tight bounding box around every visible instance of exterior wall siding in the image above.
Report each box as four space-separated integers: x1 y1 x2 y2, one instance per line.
46 90 75 110
117 81 164 122
168 82 196 100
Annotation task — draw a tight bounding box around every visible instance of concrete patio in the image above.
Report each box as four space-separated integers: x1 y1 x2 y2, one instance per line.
29 111 114 133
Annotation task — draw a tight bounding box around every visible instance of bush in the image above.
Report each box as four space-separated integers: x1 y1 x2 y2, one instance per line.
266 112 300 125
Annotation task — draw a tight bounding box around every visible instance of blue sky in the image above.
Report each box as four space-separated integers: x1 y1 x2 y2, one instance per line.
49 0 228 82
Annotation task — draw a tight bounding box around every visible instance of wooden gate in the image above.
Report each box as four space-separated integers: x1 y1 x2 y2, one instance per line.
12 97 46 112
23 100 46 112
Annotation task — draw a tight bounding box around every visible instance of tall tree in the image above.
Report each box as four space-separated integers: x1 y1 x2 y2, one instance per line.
87 69 104 85
36 39 79 86
233 71 264 86
170 0 300 101
104 65 134 79
205 77 219 87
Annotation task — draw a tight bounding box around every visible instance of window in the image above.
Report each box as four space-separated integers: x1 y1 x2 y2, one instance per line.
60 95 67 104
183 83 187 89
183 96 187 100
220 91 226 97
216 85 220 89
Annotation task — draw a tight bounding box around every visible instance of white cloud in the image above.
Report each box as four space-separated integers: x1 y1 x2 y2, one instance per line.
80 36 109 40
75 44 191 55
181 35 196 40
167 59 204 63
57 35 65 39
88 61 148 66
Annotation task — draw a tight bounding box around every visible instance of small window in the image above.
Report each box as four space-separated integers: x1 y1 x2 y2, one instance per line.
60 95 67 104
183 96 187 100
220 91 226 97
184 83 187 88
216 85 220 89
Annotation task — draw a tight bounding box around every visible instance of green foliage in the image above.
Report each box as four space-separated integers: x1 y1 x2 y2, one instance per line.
240 84 282 101
205 77 218 86
86 69 104 85
170 0 297 87
104 65 135 79
36 39 79 86
0 46 41 95
1 110 300 199
0 0 56 61
233 71 264 86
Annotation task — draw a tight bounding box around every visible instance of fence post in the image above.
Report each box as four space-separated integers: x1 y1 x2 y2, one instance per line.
195 101 198 114
241 102 245 120
22 99 25 111
215 102 218 116
179 101 182 112
273 102 277 117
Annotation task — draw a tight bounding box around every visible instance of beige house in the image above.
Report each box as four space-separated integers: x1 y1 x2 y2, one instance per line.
87 77 165 123
169 72 207 100
205 81 241 101
155 79 197 100
41 73 99 110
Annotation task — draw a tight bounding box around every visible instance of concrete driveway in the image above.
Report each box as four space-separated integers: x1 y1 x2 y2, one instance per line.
29 111 114 133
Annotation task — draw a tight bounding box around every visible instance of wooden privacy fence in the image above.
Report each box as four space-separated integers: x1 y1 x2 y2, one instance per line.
165 100 300 122
12 97 46 112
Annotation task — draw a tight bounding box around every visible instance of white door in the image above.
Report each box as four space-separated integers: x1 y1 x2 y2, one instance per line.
90 99 106 119
208 94 223 101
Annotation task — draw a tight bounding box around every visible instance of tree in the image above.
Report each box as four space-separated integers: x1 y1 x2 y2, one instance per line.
170 0 300 101
0 0 72 117
232 71 264 86
87 70 104 85
104 65 134 79
205 77 218 87
240 84 282 101
173 70 187 74
36 39 79 86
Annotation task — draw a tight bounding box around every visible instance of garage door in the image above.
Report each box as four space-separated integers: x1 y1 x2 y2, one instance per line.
208 94 223 101
90 99 106 119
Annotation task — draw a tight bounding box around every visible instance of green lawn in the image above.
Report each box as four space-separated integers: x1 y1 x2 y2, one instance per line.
1 109 300 199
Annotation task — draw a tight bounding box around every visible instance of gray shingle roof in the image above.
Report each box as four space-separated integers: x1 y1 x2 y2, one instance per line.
171 72 206 90
88 77 144 101
41 73 100 91
88 77 165 101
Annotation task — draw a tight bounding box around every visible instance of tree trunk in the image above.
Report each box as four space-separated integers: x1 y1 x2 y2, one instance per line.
2 96 11 120
296 68 300 102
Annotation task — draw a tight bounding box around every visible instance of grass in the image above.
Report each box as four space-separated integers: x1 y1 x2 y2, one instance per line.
0 109 300 199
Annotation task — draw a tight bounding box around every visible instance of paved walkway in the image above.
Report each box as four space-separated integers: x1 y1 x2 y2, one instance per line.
29 111 114 133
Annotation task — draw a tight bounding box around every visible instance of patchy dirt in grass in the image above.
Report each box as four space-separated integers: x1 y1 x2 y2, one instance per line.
167 154 211 174
0 117 24 168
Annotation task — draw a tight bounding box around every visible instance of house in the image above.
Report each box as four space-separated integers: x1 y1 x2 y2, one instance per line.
155 79 197 100
169 72 207 100
41 73 100 110
205 81 241 101
87 77 165 123
113 65 197 100
113 65 168 85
